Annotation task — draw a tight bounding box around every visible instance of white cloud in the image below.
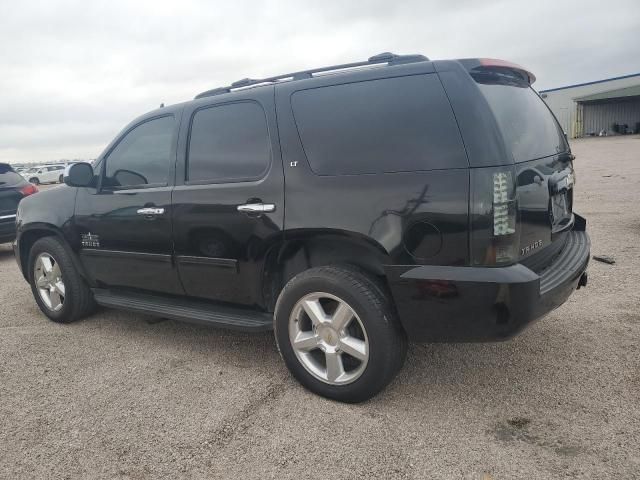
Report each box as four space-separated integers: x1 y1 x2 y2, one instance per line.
0 0 638 163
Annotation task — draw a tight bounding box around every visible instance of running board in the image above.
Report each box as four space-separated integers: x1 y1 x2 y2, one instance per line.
92 289 273 332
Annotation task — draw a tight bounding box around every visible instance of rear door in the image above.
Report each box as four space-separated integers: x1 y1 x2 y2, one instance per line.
471 74 574 260
172 87 284 307
74 112 184 294
439 61 574 265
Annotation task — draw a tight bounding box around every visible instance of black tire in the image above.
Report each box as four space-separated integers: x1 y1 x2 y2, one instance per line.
58 174 64 183
29 177 39 185
274 265 407 403
28 236 95 323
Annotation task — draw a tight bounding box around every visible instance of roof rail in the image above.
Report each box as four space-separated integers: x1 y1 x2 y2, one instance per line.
194 52 429 99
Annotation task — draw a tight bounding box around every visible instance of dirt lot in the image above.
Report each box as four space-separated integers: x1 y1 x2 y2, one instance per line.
1 137 639 479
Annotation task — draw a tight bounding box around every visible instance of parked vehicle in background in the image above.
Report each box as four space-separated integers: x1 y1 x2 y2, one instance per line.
0 163 38 243
14 53 590 402
21 165 66 185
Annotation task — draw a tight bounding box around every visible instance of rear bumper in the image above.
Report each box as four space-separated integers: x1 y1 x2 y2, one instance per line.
385 221 590 342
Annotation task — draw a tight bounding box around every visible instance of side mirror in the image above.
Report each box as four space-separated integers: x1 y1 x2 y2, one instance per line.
64 162 94 187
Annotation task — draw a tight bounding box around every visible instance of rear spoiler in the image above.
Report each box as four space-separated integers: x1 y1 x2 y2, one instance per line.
458 58 536 85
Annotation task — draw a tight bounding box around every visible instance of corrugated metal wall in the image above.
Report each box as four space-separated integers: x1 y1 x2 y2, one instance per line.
582 97 640 135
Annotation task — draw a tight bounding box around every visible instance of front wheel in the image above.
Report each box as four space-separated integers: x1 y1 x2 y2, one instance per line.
29 177 39 185
28 236 95 323
274 266 407 403
58 174 64 183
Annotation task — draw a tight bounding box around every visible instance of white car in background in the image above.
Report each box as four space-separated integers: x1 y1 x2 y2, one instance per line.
21 165 66 185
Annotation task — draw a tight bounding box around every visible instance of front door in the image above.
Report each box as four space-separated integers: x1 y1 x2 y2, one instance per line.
74 112 183 295
172 88 284 307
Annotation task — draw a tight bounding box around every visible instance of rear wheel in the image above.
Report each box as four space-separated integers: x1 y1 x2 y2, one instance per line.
29 177 39 185
28 236 95 323
274 266 406 402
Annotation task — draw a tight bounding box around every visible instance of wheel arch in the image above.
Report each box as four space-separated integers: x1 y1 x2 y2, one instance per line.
18 224 89 283
262 230 392 312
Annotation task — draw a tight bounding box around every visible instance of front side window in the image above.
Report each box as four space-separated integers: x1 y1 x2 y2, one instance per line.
104 116 174 188
187 102 271 183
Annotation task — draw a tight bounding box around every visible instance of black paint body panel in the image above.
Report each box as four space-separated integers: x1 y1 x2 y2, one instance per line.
386 222 589 341
171 87 285 307
275 64 470 267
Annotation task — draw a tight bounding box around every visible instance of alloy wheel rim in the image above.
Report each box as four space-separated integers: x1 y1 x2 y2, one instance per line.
289 292 369 386
34 253 65 312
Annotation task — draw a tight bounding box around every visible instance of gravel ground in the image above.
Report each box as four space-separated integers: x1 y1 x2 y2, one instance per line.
1 136 639 479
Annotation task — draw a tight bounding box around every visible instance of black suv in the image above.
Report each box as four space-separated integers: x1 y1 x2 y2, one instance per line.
15 53 590 402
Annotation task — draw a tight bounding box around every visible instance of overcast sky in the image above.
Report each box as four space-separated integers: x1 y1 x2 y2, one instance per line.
1 0 638 164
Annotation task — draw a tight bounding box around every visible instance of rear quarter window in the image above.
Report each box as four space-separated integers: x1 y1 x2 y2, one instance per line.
291 74 468 176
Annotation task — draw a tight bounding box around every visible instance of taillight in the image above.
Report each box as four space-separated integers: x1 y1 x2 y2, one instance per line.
20 184 39 197
492 172 516 236
470 166 520 266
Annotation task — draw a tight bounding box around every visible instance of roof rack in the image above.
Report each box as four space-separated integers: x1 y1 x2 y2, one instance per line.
194 52 429 99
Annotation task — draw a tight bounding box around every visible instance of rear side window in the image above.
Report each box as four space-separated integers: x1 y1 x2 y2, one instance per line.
187 102 271 183
473 74 567 162
291 75 467 176
104 116 174 188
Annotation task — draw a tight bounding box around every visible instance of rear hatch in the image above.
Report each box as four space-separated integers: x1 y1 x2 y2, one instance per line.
469 62 574 271
0 164 26 218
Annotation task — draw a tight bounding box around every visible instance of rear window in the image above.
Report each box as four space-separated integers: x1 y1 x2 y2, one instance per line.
291 75 468 176
0 165 23 186
474 73 567 162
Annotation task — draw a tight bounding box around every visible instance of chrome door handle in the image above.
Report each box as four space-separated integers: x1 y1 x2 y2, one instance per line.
237 203 276 214
137 207 165 215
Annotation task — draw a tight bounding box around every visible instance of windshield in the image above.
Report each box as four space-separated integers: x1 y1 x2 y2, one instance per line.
473 72 568 163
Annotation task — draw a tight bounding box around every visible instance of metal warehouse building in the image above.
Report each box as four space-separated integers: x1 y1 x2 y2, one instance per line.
539 73 640 138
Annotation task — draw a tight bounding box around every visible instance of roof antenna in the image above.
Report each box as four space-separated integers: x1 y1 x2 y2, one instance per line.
159 103 165 108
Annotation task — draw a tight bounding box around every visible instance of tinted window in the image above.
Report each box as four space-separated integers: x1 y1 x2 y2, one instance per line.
291 75 467 176
104 116 174 188
475 81 567 162
187 102 270 183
